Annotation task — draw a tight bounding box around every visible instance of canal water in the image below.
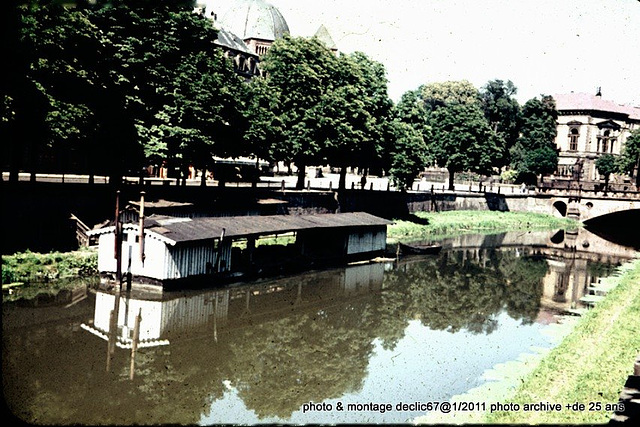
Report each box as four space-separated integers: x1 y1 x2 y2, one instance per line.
2 228 637 425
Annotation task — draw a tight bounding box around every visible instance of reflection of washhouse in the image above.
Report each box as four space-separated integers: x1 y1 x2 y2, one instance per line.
81 262 385 377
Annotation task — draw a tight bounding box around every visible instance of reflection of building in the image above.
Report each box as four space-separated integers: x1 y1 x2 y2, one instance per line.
439 228 637 314
553 90 640 183
81 262 385 347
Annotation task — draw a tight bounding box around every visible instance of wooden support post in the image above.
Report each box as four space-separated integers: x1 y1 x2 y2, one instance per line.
281 180 285 191
129 308 142 380
114 191 122 285
106 286 121 372
139 191 145 263
106 309 115 372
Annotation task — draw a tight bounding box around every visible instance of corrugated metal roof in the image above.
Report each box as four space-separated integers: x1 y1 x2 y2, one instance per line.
146 212 390 244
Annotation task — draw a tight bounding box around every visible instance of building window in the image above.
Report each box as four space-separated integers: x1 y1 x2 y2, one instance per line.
602 130 610 153
569 128 579 151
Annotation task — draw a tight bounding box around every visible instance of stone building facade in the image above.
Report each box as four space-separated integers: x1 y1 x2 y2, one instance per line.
553 90 640 183
194 0 337 78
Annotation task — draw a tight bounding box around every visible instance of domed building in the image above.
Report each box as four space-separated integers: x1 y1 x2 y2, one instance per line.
217 0 290 56
194 0 291 77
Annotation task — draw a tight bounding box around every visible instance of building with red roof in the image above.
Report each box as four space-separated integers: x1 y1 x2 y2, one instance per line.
553 90 640 184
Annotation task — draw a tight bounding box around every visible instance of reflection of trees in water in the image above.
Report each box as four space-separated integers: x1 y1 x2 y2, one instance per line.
377 248 547 342
226 298 378 419
498 253 546 323
3 248 549 424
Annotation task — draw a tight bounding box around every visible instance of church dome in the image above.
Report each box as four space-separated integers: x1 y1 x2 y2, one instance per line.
218 0 290 42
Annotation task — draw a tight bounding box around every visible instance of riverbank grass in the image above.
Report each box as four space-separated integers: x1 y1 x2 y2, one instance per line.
388 210 579 243
2 248 98 285
485 258 640 424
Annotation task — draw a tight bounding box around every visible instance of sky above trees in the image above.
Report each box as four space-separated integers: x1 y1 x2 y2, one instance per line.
211 0 640 106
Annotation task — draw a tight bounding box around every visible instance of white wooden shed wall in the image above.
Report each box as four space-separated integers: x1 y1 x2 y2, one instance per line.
96 229 232 281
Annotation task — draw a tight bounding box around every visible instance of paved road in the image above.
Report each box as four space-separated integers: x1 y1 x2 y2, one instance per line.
1 171 530 194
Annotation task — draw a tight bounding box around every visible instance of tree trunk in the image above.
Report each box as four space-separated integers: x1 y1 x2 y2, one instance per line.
295 165 306 190
604 175 609 195
448 169 455 191
338 167 347 191
201 167 207 187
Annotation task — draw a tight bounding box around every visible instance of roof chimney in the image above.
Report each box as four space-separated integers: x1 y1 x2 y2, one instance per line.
596 87 602 97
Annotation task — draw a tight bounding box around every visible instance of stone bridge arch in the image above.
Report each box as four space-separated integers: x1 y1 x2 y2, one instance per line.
578 198 640 222
546 195 640 222
552 200 568 217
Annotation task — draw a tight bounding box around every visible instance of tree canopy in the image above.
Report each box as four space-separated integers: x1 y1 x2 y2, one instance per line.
3 1 246 183
419 81 500 190
617 129 640 186
480 79 521 169
509 95 558 184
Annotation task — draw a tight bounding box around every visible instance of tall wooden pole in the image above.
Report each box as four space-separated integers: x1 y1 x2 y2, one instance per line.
139 191 145 264
114 191 122 285
129 308 142 380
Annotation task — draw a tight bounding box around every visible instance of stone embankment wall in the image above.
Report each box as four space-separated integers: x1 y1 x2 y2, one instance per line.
0 182 570 254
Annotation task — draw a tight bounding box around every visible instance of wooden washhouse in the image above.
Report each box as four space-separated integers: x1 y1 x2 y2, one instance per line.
88 212 391 289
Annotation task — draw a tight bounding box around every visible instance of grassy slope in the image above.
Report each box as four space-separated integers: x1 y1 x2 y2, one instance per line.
486 259 640 424
388 210 579 243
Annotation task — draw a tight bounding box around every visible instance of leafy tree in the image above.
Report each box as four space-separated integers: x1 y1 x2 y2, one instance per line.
518 145 558 185
244 76 285 165
596 153 617 193
89 3 246 182
421 80 480 110
258 37 393 190
510 95 558 184
418 81 499 189
2 2 115 181
393 88 430 145
341 51 394 182
480 79 521 170
617 129 640 187
259 35 339 189
387 119 429 191
429 102 498 190
320 52 393 190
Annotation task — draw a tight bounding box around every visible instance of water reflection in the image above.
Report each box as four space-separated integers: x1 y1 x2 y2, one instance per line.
2 228 636 425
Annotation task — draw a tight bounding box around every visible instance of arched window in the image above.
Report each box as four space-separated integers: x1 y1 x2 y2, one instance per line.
602 130 610 153
569 128 579 151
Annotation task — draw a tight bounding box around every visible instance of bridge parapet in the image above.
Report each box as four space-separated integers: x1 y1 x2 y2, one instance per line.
537 187 640 200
